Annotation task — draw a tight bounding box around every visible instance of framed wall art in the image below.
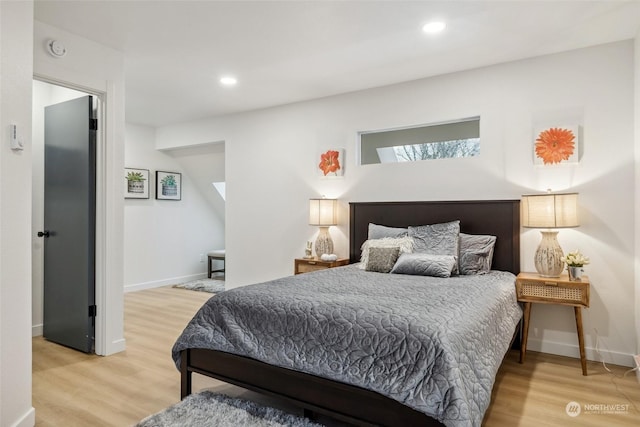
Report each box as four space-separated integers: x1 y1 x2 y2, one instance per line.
156 171 182 200
533 124 581 166
317 148 344 178
124 168 149 199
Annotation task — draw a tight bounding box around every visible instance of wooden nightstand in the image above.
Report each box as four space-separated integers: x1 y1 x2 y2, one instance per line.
294 258 349 275
516 272 590 375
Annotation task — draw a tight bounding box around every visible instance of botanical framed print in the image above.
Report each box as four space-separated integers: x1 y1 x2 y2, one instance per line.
317 148 344 177
533 124 580 165
155 171 182 200
124 168 149 199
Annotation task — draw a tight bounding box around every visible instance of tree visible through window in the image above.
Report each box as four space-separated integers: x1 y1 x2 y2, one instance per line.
359 117 480 165
394 138 480 161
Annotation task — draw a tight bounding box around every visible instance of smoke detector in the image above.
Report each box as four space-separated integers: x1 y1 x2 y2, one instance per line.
47 40 67 58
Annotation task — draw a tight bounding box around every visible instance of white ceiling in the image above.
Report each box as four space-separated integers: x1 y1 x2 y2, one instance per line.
34 1 640 128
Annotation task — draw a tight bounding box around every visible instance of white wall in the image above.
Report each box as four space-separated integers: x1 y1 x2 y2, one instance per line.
0 2 36 426
123 124 225 291
167 143 226 222
157 41 636 367
33 20 126 355
635 31 640 371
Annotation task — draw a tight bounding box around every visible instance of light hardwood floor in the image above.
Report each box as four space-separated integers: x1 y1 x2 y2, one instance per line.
33 286 639 426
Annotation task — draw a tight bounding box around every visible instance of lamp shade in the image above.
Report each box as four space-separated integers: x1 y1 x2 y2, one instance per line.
521 193 579 228
309 198 337 226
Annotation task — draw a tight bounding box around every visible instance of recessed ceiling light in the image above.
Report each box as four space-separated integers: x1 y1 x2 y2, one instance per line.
422 21 446 34
220 76 237 86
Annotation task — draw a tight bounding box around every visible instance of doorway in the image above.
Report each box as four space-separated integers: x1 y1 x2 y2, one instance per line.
32 80 99 353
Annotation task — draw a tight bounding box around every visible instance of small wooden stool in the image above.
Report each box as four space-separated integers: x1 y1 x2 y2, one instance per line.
207 249 225 278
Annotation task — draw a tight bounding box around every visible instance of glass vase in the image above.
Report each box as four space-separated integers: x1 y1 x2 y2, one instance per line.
568 266 583 281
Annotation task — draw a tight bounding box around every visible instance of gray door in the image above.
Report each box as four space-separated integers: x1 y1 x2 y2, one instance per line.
41 95 96 353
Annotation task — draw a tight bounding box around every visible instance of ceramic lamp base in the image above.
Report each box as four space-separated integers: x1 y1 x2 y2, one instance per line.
534 230 564 277
315 226 334 258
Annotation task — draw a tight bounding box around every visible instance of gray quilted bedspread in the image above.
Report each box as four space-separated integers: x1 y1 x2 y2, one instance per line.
172 265 522 427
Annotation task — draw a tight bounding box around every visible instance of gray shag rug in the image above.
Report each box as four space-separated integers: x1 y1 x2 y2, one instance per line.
135 391 324 427
173 278 225 293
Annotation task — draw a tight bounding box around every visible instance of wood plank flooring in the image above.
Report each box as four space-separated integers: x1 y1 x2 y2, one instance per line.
33 286 640 426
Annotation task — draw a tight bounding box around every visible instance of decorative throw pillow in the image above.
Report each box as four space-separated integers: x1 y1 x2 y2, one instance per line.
390 253 457 278
408 220 460 274
459 233 497 275
368 223 408 240
359 236 413 269
365 247 400 273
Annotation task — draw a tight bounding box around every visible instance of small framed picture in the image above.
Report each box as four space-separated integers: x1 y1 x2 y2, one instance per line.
124 168 149 199
317 148 344 178
155 171 182 200
533 124 581 166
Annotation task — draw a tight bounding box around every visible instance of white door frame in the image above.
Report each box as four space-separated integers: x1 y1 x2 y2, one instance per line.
33 74 111 355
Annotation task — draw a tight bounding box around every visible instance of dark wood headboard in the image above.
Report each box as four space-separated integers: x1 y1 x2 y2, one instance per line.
349 200 520 274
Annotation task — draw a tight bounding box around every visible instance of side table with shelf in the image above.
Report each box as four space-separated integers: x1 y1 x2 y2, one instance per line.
515 272 590 375
294 258 349 275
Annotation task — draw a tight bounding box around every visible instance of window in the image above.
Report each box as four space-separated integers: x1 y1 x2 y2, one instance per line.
212 181 226 200
358 117 480 165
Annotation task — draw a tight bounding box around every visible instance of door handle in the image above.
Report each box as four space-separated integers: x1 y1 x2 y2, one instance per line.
37 230 50 238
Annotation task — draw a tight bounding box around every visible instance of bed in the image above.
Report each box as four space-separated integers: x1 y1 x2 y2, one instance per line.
173 200 522 427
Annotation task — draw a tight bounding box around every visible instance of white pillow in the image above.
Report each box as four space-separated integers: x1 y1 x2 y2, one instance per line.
359 236 413 269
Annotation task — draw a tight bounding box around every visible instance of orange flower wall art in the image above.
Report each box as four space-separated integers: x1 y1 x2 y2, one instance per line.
318 149 342 176
534 127 576 165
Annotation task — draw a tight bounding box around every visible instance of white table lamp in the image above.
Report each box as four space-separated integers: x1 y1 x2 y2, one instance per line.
521 192 579 277
309 198 337 258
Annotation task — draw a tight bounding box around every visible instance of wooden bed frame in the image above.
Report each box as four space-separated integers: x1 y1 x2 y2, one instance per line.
180 200 520 426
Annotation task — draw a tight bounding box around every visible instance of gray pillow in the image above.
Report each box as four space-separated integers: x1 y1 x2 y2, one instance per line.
365 247 400 273
390 253 457 278
459 233 496 275
368 223 408 240
408 220 460 274
359 236 413 269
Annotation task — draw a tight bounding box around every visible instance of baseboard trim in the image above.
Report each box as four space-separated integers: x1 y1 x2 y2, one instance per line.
11 407 35 427
32 324 43 337
526 338 635 368
101 338 126 356
124 273 208 293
